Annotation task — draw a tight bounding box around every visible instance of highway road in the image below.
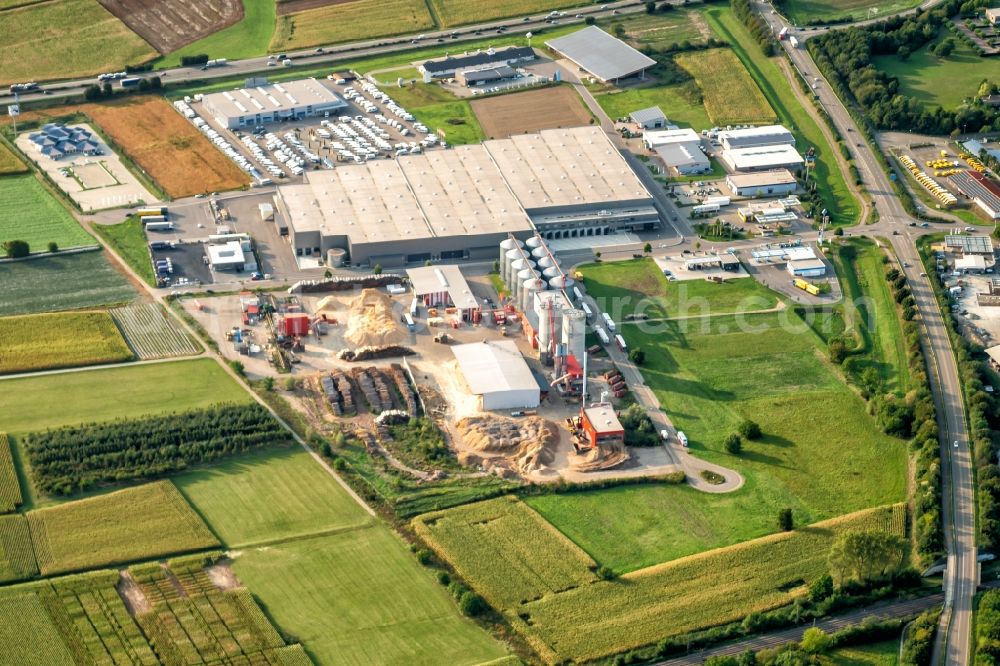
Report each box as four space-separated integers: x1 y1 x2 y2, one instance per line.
0 0 645 106
756 5 977 663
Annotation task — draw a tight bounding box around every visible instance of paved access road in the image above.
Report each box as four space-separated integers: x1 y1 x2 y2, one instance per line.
755 5 977 663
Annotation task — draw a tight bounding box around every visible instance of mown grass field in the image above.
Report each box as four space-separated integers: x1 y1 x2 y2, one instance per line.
705 6 860 224
0 358 249 434
84 98 250 197
0 175 94 252
0 142 27 175
417 499 906 663
429 0 586 26
91 216 154 285
233 527 510 666
596 81 712 130
0 435 22 514
0 311 133 375
675 48 777 125
27 481 219 575
0 0 156 87
175 448 373 547
874 34 1000 110
783 0 921 24
158 0 275 67
579 258 778 321
822 639 899 665
411 101 486 145
0 250 136 317
271 0 434 51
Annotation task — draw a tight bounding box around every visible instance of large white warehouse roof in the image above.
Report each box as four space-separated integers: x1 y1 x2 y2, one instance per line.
452 340 541 410
546 26 656 82
723 144 803 171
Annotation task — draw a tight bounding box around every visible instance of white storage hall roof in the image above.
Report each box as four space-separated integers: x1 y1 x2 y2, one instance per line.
727 170 797 188
201 79 345 119
545 26 656 81
406 264 479 311
643 127 700 146
718 125 795 148
724 144 803 170
452 340 540 401
485 126 651 210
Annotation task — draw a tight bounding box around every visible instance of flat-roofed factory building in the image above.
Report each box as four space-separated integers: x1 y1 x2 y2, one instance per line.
273 126 658 266
419 46 536 81
200 79 347 129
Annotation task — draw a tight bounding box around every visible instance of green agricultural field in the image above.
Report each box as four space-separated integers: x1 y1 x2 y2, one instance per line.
27 481 219 575
175 448 373 547
271 0 434 51
0 593 76 665
0 142 27 175
412 101 485 145
91 217 154 286
596 81 712 130
822 639 900 665
705 6 859 224
0 0 156 87
0 515 38 582
0 311 133 375
0 175 94 252
417 497 906 663
233 527 511 666
873 36 1000 111
0 250 136 317
0 435 23 514
429 0 586 26
158 0 276 67
111 304 200 360
0 358 250 434
782 0 921 24
675 48 777 125
579 258 778 321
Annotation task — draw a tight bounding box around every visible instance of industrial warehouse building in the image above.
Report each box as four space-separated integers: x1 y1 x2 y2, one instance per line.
643 128 710 175
727 170 798 197
419 46 536 80
950 171 1000 220
546 26 656 82
200 79 347 129
722 144 804 172
944 234 995 255
630 106 668 130
718 125 796 151
274 126 657 266
456 65 517 87
452 340 541 410
787 257 827 277
406 265 480 317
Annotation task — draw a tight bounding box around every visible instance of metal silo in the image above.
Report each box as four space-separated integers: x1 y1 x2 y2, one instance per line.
499 238 522 279
522 278 546 317
514 268 533 304
562 308 587 362
503 248 523 286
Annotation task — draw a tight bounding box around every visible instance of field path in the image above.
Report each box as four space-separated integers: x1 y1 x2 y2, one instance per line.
0 353 202 381
618 299 786 325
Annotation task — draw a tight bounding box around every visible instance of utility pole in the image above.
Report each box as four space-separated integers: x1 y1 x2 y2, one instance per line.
7 92 19 135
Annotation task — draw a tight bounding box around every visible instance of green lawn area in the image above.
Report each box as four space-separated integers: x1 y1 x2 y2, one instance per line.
0 250 135 316
0 175 93 252
822 639 899 665
873 35 1000 110
174 447 373 547
596 80 712 130
705 7 860 225
232 527 510 665
0 358 249 434
412 101 485 145
91 217 154 286
784 0 921 24
385 82 458 109
579 258 778 321
157 0 276 67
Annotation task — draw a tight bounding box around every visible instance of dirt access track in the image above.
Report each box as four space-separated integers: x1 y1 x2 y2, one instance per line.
471 86 594 140
97 0 243 54
275 0 355 17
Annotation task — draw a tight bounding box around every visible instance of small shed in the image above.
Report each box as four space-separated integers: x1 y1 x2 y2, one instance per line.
629 106 668 130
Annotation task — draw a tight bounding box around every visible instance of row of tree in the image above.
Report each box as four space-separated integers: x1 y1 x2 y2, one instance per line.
732 0 777 56
808 0 1000 135
26 403 290 495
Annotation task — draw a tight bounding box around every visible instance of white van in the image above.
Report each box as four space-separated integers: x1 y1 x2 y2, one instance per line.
676 431 688 447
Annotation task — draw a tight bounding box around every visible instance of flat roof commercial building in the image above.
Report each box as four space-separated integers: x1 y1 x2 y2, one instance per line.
456 65 517 87
727 170 798 197
580 404 625 449
406 264 480 315
951 171 1000 220
718 125 796 151
787 258 826 277
546 26 656 82
944 234 995 254
642 128 709 175
452 340 540 411
206 241 246 271
722 145 804 172
419 46 536 80
201 79 347 129
275 126 656 266
956 254 989 272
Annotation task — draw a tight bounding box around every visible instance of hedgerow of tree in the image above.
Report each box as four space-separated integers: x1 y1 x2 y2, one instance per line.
25 403 291 495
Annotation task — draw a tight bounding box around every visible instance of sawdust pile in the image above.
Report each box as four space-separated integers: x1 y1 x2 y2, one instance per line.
571 442 629 472
344 288 405 348
456 415 558 477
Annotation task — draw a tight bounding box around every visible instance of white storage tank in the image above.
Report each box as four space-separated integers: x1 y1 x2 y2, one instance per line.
542 265 561 280
522 277 546 314
549 275 574 290
531 245 549 260
536 254 558 269
562 308 587 361
499 238 523 274
525 235 543 249
504 247 524 285
515 268 534 303
327 248 346 267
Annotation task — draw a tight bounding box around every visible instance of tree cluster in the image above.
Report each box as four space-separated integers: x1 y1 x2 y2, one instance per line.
808 1 999 135
732 0 777 56
26 403 290 494
619 404 659 447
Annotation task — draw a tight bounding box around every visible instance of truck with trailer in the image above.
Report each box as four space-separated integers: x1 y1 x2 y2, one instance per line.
595 326 610 345
602 312 616 332
581 302 593 320
120 77 143 88
145 221 175 231
402 313 416 332
136 206 168 217
140 215 168 224
615 334 627 352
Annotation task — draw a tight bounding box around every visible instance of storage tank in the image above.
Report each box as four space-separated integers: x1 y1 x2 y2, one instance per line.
504 248 524 285
536 296 552 353
531 245 549 260
522 278 546 315
536 254 559 269
499 238 523 273
549 275 574 290
525 235 543 249
326 248 346 268
542 265 561 280
562 308 587 362
515 268 534 303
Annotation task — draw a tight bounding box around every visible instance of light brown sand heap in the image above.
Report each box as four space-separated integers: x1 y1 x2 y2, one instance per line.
344 288 405 348
456 415 558 476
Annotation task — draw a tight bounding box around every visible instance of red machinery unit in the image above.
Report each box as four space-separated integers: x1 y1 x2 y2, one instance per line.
282 313 311 337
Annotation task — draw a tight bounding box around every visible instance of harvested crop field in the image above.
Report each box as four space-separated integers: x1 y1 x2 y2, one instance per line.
0 250 136 317
0 142 27 175
429 0 587 26
675 48 777 125
82 98 249 197
0 0 156 87
111 303 199 359
276 0 353 16
97 0 243 54
0 311 133 375
471 87 593 139
271 0 434 50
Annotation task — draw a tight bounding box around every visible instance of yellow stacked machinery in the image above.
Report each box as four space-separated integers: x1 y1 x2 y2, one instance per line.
899 155 958 206
793 278 821 296
959 152 988 174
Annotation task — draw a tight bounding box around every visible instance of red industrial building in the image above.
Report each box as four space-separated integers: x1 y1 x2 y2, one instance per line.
282 313 311 337
580 404 625 449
